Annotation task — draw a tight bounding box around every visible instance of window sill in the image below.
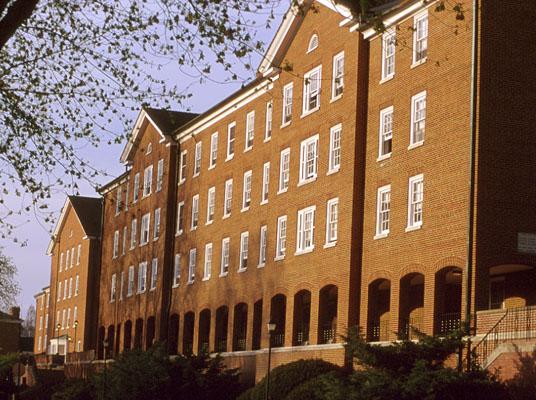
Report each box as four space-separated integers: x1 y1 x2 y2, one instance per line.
142 193 151 199
202 276 210 281
264 137 271 143
300 107 320 119
260 200 268 206
238 267 247 273
323 241 337 249
379 75 394 84
297 176 317 187
193 173 200 178
257 263 265 268
408 141 424 150
190 226 197 232
225 155 234 162
139 242 149 248
175 230 183 237
150 287 156 292
153 237 159 242
277 188 288 195
219 272 228 278
411 58 427 69
208 165 216 171
374 233 389 240
330 94 343 104
377 154 392 162
274 255 285 262
172 283 179 289
244 147 253 154
280 121 291 129
295 247 314 256
205 220 213 226
187 280 194 285
327 168 340 176
405 224 422 233
137 290 146 295
241 207 250 213
222 214 231 220
178 179 186 186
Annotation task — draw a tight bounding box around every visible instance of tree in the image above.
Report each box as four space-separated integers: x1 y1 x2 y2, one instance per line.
0 248 19 311
21 304 36 337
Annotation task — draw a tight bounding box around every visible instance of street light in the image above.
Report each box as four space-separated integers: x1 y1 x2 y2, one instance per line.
73 320 79 353
265 321 276 400
56 323 61 355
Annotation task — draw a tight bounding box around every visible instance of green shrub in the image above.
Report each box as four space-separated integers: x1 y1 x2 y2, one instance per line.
284 371 347 400
51 379 94 400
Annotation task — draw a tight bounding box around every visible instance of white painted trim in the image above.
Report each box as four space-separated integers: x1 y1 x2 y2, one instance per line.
363 1 425 40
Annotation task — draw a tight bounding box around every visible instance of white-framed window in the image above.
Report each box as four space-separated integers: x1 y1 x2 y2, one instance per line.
220 237 230 276
115 186 122 215
71 247 75 268
66 308 70 328
113 230 119 259
75 275 79 296
282 83 293 125
303 66 322 115
194 141 202 176
265 101 273 141
122 227 127 255
239 231 249 271
259 225 267 267
224 179 233 217
203 243 213 280
299 135 319 184
137 261 147 293
296 206 316 254
375 185 391 238
188 248 197 284
73 306 77 324
59 252 63 272
146 142 152 155
210 132 218 168
261 162 270 204
176 201 185 235
130 218 137 249
77 244 81 265
328 124 342 173
278 148 290 193
382 29 396 81
242 170 252 211
179 150 187 184
63 279 67 299
407 174 424 230
127 266 134 296
39 316 43 331
413 11 428 64
140 213 150 245
227 122 236 160
68 277 72 298
173 254 181 287
124 183 129 211
154 208 161 240
156 159 164 191
143 165 153 197
245 111 255 151
65 249 69 271
133 173 140 203
307 33 319 52
110 273 117 302
325 198 339 246
332 51 344 99
150 258 158 290
45 314 49 328
191 194 199 230
207 187 215 223
379 106 394 159
410 91 426 146
120 271 124 300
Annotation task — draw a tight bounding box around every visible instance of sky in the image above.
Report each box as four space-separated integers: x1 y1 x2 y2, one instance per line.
1 2 289 319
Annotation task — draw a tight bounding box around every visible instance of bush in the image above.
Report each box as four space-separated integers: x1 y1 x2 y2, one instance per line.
51 379 94 400
284 371 347 400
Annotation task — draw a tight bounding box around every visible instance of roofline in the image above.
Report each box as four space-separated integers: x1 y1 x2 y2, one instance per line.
97 171 130 194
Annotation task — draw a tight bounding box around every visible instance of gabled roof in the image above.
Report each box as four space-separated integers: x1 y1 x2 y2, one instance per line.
0 310 22 323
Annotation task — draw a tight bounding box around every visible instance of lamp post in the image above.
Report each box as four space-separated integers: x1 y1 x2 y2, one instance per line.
265 321 276 400
56 323 61 355
73 320 79 353
103 338 109 400
65 336 71 365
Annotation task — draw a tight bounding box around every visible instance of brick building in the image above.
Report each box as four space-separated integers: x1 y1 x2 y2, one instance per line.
0 307 23 355
33 287 50 354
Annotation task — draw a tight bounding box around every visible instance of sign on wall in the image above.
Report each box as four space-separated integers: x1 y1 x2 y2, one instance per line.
517 233 536 254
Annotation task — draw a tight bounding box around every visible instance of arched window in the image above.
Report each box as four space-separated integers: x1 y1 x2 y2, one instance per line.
307 34 319 53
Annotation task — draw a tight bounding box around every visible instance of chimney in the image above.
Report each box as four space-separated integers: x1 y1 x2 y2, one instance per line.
10 306 20 319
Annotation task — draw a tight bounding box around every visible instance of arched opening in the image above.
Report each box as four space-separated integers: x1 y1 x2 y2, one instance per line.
252 299 263 350
198 309 211 353
434 267 462 335
183 312 195 355
293 290 311 346
318 285 338 344
215 306 229 353
168 314 180 355
399 273 425 340
115 323 121 355
270 294 286 348
134 318 144 349
488 264 536 310
106 325 115 358
123 320 132 351
146 316 156 349
233 303 248 351
97 326 105 359
367 279 391 342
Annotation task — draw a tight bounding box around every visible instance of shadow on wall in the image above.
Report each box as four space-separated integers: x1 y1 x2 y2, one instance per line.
506 346 536 400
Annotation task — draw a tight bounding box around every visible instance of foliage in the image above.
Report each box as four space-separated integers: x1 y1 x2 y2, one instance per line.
284 371 347 400
22 304 36 337
51 380 94 400
506 348 536 400
0 248 19 310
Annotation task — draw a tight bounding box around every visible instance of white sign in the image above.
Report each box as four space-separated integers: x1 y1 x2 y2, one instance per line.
518 233 536 254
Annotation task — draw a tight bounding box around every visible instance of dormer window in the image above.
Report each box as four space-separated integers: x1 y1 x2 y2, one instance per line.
307 34 319 53
146 143 152 155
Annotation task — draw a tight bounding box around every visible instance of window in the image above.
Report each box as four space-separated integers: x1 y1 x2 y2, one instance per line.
140 213 150 245
245 111 255 151
120 271 124 300
133 173 140 203
325 198 339 246
45 314 49 328
307 34 318 52
413 11 428 64
203 243 213 280
407 174 424 230
173 254 181 287
127 266 134 296
150 258 158 290
110 274 117 302
382 30 396 80
329 124 342 173
221 238 230 276
191 194 199 230
410 91 426 146
67 308 70 328
122 227 127 255
115 187 122 215
227 122 236 159
137 262 147 293
261 162 270 204
75 275 79 296
296 206 316 254
303 66 322 115
279 148 290 193
332 51 344 99
207 187 215 223
224 179 233 217
176 201 185 235
63 279 67 299
143 165 153 197
299 135 319 184
59 253 63 272
156 159 164 191
210 132 218 168
70 247 74 267
265 101 273 140
124 183 129 211
73 306 77 324
242 171 252 210
379 106 393 159
179 150 187 184
282 83 293 125
130 218 137 248
68 277 72 298
154 208 161 240
376 185 391 238
113 230 119 259
76 244 81 265
62 309 66 329
259 226 267 267
146 142 152 154
276 215 287 259
39 316 43 330
65 250 69 270
188 249 196 284
239 232 249 271
194 141 202 176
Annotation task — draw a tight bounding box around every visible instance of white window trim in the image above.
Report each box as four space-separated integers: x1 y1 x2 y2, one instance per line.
127 266 134 297
206 187 215 225
244 110 255 152
258 225 267 268
191 194 199 230
264 101 273 142
278 148 290 194
223 179 233 218
331 51 344 101
411 10 428 67
142 165 153 198
133 173 140 203
241 170 252 212
406 174 424 231
375 184 391 239
173 254 181 288
409 90 427 148
307 33 319 53
156 159 164 192
209 132 218 169
176 201 185 236
298 134 319 186
113 230 119 259
261 162 270 205
378 106 394 161
302 65 322 117
137 261 147 294
194 141 202 177
239 231 249 272
324 197 339 248
179 150 187 185
220 237 230 277
150 258 158 291
295 205 316 255
328 124 342 175
130 219 137 249
188 249 196 284
281 83 293 127
140 213 151 246
226 122 236 161
203 243 213 281
381 29 396 83
153 208 161 241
